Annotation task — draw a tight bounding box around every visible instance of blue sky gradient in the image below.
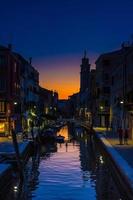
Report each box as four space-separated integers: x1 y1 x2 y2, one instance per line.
0 0 133 98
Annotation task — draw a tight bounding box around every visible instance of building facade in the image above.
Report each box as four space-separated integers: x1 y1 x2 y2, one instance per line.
89 69 96 126
110 45 133 138
94 49 123 127
19 55 39 131
0 45 40 135
0 45 21 135
39 87 58 127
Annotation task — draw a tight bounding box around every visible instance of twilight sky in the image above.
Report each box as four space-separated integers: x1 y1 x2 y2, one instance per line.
0 0 133 98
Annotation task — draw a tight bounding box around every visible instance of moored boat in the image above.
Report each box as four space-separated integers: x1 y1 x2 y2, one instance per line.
40 129 56 143
56 135 65 143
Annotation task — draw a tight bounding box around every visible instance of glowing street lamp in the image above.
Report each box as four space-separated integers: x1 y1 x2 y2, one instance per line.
120 100 124 104
100 106 104 110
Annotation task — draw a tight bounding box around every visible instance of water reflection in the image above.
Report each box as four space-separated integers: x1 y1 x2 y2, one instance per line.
18 125 126 199
78 132 123 200
26 126 124 199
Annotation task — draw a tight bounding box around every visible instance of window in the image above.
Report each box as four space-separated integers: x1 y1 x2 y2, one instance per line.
0 102 5 113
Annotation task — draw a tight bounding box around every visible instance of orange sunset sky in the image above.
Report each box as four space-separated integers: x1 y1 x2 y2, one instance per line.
34 53 97 99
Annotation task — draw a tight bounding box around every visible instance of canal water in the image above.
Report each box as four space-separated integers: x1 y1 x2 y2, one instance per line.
7 125 126 200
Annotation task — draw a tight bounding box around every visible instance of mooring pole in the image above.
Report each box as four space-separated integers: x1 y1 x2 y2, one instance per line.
11 128 23 181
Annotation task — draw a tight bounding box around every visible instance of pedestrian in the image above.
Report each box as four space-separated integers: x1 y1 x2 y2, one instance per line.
117 127 123 145
124 128 129 145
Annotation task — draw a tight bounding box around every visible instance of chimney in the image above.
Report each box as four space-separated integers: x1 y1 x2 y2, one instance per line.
29 57 32 64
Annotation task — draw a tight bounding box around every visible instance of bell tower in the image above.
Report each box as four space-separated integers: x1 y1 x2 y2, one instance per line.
80 51 90 92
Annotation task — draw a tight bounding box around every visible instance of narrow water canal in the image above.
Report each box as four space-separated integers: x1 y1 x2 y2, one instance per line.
8 125 126 200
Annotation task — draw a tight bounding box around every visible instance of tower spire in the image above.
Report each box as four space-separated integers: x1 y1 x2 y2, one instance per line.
84 50 87 58
80 51 90 92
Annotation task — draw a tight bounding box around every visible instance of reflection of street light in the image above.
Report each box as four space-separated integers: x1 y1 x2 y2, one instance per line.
14 102 18 105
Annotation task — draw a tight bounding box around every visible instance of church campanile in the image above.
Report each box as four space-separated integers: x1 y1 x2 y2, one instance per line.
80 51 90 92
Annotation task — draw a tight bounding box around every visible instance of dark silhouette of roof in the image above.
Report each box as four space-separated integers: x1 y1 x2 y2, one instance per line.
95 46 133 64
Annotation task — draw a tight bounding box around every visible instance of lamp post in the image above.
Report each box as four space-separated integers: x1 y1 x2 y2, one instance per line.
99 105 104 127
120 100 124 129
122 49 127 132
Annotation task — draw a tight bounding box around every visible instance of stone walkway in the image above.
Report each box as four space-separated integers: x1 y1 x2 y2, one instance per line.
103 130 133 168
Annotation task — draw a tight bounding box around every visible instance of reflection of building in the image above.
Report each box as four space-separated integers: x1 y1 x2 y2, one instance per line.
79 138 95 172
0 45 21 135
79 133 123 199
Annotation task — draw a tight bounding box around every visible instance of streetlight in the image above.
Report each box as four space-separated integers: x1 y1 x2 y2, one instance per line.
122 47 127 131
120 100 124 104
99 106 104 127
100 106 104 110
